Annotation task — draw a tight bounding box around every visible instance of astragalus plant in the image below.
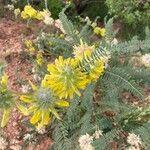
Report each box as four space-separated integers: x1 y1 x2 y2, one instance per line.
1 5 150 150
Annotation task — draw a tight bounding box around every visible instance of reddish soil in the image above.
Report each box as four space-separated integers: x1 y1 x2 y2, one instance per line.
5 52 33 92
0 19 25 56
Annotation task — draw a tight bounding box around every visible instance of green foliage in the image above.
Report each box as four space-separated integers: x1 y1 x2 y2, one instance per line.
39 0 65 19
76 0 108 20
106 0 150 39
37 34 73 58
79 18 92 41
0 69 14 110
120 107 150 130
0 87 13 109
104 18 118 41
112 37 150 54
49 9 150 150
79 84 96 135
93 129 120 150
0 63 5 76
133 122 150 150
6 0 65 18
51 122 71 150
9 0 27 10
59 6 80 44
104 68 144 99
106 0 150 26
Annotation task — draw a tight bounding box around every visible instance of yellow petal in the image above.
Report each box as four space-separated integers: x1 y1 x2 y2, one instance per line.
55 100 69 107
100 28 106 37
41 76 49 88
16 104 29 116
49 108 60 120
20 95 33 103
27 105 37 113
94 27 101 35
1 108 11 127
30 110 41 124
41 109 50 125
29 80 38 91
71 83 81 96
47 64 58 74
58 56 64 64
21 11 28 19
74 89 81 96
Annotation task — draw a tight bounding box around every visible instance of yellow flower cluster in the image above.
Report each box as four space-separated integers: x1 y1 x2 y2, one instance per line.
18 79 69 129
73 40 105 80
88 58 105 81
46 56 89 99
45 48 105 99
18 40 105 129
21 5 43 20
25 40 35 53
94 27 106 37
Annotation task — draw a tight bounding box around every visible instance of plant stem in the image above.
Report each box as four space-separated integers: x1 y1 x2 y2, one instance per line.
45 0 48 9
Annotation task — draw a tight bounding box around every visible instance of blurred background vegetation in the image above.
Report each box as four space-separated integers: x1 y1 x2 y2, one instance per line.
1 0 150 39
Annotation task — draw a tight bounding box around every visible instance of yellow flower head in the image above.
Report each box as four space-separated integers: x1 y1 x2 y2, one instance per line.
88 58 105 81
21 11 28 19
46 56 89 99
100 28 106 37
25 40 35 53
73 39 95 60
94 27 106 37
21 5 42 20
36 51 44 65
18 79 69 128
0 73 13 127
